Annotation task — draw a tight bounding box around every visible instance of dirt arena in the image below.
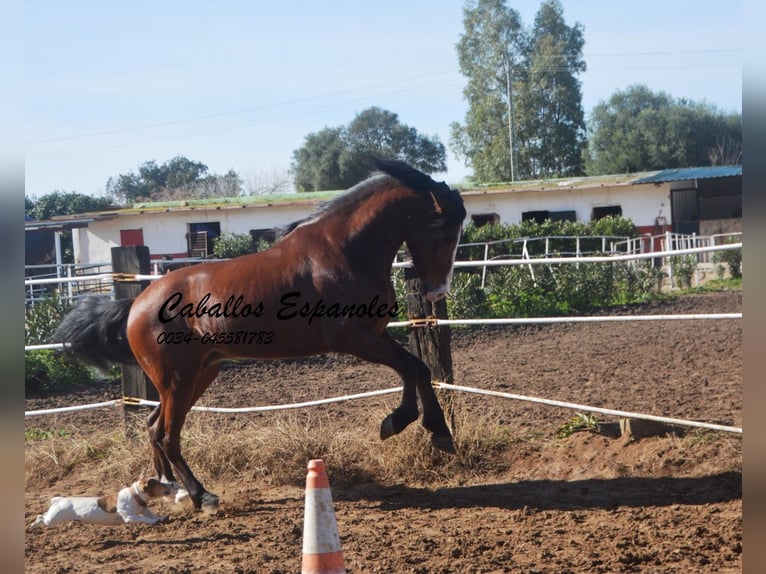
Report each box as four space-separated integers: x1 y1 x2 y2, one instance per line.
25 290 742 573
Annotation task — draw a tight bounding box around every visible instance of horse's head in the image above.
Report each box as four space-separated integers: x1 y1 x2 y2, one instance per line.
405 182 466 301
370 159 466 301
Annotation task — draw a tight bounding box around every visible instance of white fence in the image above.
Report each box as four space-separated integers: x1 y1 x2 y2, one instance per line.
25 232 742 306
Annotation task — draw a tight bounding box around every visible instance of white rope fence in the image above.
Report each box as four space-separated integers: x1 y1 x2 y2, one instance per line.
24 382 741 435
387 312 741 329
435 383 742 434
25 389 401 418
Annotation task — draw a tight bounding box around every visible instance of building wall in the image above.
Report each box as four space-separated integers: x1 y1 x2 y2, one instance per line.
76 203 313 264
74 183 674 264
460 183 671 228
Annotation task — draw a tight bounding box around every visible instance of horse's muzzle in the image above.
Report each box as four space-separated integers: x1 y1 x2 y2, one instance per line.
422 283 449 302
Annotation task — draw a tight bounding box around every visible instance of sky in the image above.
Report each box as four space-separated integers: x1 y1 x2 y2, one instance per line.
24 1 742 200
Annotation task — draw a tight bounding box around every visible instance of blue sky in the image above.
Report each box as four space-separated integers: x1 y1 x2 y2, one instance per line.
25 1 742 199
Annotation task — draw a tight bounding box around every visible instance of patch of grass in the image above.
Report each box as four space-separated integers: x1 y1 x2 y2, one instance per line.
691 277 742 292
25 429 150 486
25 428 72 441
555 412 601 438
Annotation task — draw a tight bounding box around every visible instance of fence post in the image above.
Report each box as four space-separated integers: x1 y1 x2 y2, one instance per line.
403 266 454 384
403 266 455 435
111 246 158 433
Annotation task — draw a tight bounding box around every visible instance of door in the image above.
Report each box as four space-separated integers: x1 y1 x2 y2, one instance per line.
120 229 144 246
671 188 698 234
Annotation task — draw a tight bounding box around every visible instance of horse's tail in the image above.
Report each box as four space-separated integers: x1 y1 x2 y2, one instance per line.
50 296 136 370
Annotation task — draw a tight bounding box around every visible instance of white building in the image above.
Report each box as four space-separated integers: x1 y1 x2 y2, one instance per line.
34 166 741 266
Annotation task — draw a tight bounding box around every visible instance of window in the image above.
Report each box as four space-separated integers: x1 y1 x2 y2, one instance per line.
522 210 576 224
250 228 278 244
188 222 221 257
470 213 500 228
591 206 622 220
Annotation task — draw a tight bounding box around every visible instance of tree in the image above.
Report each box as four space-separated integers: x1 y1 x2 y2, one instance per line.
584 85 743 174
515 0 586 177
451 0 586 182
291 127 346 192
26 191 114 220
291 107 447 191
243 166 293 195
451 0 526 182
25 191 115 264
106 156 242 204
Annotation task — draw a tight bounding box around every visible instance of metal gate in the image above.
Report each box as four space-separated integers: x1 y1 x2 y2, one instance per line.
671 187 698 234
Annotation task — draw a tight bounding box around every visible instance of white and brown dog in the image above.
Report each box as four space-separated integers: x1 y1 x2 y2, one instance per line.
28 478 174 530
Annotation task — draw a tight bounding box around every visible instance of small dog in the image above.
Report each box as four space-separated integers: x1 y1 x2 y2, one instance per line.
28 478 174 530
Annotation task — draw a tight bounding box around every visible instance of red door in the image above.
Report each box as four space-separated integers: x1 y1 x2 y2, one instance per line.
120 229 144 246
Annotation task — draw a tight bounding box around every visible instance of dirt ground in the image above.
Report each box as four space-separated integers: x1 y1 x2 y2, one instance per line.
25 290 742 573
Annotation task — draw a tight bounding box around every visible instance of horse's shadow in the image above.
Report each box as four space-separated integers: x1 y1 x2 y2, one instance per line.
336 471 741 512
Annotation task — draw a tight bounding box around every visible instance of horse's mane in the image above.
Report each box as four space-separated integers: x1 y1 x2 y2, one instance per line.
278 159 462 239
278 173 389 238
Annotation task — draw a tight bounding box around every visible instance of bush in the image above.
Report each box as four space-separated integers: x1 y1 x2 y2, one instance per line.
713 241 742 279
670 255 697 289
25 350 94 392
445 217 662 319
212 232 254 258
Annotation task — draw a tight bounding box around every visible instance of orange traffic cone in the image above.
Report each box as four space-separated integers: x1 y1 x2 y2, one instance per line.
301 459 346 574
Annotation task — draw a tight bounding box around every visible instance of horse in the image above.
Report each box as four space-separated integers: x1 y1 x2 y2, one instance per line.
52 158 466 513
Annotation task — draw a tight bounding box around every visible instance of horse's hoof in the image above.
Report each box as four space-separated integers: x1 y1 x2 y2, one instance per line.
380 415 396 441
431 432 456 454
200 492 220 515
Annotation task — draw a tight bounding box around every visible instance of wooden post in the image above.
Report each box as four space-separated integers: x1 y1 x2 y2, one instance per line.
403 267 453 384
111 246 158 433
404 266 455 434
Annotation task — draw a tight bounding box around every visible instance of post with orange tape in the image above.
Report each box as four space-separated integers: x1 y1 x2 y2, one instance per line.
111 245 157 438
301 459 346 574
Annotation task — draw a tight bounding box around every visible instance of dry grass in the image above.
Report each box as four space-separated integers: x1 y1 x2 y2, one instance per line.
25 400 516 491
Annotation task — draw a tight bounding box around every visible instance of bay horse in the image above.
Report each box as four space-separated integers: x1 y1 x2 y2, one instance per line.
53 158 466 513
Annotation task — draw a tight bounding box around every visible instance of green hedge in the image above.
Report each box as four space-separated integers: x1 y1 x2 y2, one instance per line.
394 217 665 320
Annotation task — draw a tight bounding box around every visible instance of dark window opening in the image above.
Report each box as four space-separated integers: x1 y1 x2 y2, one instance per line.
470 213 500 228
250 228 278 250
522 210 576 224
591 206 622 220
188 221 221 257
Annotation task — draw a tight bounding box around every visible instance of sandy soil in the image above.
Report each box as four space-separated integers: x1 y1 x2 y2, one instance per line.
25 290 742 573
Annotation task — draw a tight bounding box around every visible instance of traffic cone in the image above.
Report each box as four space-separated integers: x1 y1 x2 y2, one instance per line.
301 459 346 574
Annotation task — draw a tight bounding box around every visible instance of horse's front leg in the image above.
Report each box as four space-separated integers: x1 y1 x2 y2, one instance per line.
160 395 219 513
147 404 191 504
147 362 222 513
340 330 455 454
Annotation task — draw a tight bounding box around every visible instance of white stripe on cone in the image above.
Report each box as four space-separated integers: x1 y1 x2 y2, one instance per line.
301 459 346 574
303 488 342 554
